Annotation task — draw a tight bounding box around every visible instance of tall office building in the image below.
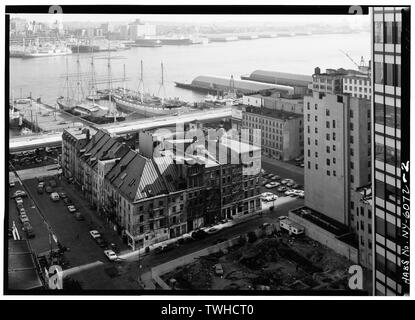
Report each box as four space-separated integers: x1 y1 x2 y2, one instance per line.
304 68 371 226
372 6 410 296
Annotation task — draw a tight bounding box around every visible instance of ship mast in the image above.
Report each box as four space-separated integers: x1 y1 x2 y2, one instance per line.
157 61 166 105
138 59 144 104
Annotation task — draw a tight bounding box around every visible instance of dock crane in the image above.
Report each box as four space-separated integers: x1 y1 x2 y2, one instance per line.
339 50 370 74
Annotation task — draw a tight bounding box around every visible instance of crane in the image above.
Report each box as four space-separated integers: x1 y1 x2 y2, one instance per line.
339 49 369 74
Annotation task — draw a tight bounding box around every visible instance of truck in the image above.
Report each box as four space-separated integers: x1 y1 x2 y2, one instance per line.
279 217 304 236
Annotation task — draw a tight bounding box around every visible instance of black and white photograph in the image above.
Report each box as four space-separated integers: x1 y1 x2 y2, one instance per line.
2 1 412 302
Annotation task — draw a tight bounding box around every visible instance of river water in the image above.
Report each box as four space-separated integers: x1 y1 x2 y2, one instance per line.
10 32 370 106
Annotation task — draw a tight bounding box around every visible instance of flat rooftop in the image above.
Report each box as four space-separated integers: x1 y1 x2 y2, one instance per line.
244 105 302 120
290 206 358 248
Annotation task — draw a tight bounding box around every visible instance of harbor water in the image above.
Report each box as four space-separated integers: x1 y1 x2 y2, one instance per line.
10 32 370 107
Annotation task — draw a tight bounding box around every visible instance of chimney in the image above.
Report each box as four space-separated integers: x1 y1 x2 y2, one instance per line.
82 128 91 142
120 164 127 172
314 67 321 75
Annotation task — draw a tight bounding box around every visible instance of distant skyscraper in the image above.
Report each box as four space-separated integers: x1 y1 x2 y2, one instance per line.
371 6 410 296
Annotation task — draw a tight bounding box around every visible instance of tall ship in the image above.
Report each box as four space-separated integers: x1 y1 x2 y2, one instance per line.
57 51 125 124
112 61 190 116
22 44 71 58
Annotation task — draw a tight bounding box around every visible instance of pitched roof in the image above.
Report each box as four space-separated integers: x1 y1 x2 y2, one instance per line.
106 151 168 202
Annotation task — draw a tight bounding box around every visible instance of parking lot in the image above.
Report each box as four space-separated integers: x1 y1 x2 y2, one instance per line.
8 172 139 289
10 146 61 171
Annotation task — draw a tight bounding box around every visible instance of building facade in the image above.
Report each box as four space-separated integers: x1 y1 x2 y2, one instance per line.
242 105 303 160
372 6 409 296
304 82 371 226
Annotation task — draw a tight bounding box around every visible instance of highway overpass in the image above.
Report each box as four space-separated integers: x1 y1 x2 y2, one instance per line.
9 108 235 153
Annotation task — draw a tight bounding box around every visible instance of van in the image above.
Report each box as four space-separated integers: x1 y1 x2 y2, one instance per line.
50 192 60 201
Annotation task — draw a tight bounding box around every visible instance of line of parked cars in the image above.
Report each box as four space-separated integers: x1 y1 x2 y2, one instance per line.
89 230 119 261
11 190 35 238
10 147 60 167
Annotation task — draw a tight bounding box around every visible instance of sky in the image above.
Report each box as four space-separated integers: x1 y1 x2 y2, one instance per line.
11 13 370 29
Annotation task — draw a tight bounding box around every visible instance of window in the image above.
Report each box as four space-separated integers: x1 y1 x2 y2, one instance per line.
326 109 330 116
315 140 318 146
350 123 354 131
308 161 311 169
384 21 394 44
350 136 354 144
351 175 354 183
315 128 318 134
315 152 318 158
326 133 330 141
351 201 354 210
350 161 354 169
326 159 330 165
326 146 330 153
385 63 395 86
333 170 336 176
326 121 330 128
315 116 318 122
333 145 336 151
327 170 331 176
307 102 310 110
332 132 336 141
332 120 336 128
333 158 336 164
374 21 383 43
350 110 354 118
315 164 318 170
315 104 318 110
374 62 384 85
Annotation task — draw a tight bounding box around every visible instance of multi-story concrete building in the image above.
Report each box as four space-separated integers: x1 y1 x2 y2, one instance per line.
304 74 371 226
372 6 409 296
343 72 372 100
242 90 304 115
242 105 303 160
128 19 156 40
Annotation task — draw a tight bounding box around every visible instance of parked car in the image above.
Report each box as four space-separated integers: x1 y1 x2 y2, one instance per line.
276 186 288 193
15 197 23 205
265 182 279 189
214 263 224 276
95 237 106 247
23 222 35 238
89 230 101 239
34 157 42 164
50 192 60 201
75 212 85 221
67 205 77 213
206 227 219 234
280 179 290 185
20 214 30 224
49 179 57 188
104 250 118 261
9 180 15 188
37 187 44 194
286 181 296 188
18 208 26 215
46 186 53 193
284 190 296 197
191 229 208 240
37 182 45 189
63 197 73 205
213 238 228 245
11 190 27 198
270 175 281 181
58 192 67 199
155 243 177 254
277 215 288 221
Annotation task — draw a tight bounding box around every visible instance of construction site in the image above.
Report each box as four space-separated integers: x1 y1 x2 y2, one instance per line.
161 225 357 291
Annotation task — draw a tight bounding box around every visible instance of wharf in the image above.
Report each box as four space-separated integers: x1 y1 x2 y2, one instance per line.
13 99 86 133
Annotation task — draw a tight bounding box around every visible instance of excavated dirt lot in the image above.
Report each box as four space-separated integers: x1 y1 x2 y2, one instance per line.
162 232 354 291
